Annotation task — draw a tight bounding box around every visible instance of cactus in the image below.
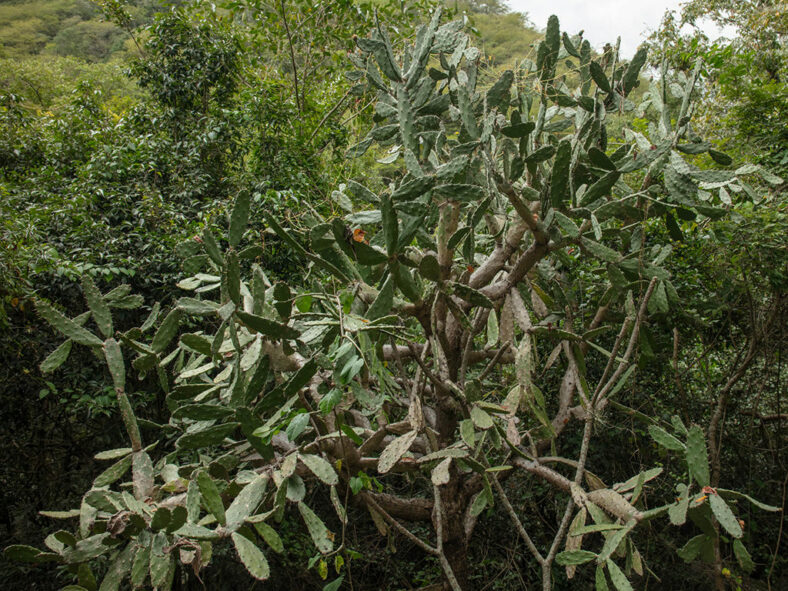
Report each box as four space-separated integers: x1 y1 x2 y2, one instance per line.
8 11 782 591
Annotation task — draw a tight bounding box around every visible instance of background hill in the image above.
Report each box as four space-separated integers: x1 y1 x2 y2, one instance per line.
0 0 177 60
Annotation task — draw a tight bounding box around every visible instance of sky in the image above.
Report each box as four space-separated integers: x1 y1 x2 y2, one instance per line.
506 0 736 58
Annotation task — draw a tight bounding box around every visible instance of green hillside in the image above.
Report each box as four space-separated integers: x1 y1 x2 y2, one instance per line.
0 0 175 60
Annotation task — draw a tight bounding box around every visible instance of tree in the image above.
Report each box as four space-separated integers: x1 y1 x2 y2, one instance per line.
4 11 780 591
649 0 788 176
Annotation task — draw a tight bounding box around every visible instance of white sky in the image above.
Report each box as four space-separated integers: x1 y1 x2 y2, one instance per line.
506 0 737 58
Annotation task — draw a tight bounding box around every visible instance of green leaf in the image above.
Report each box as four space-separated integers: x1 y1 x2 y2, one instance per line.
537 15 560 83
460 419 475 448
597 519 636 563
196 470 226 526
95 448 131 461
4 545 42 563
457 86 479 139
501 121 535 138
486 70 514 110
229 190 251 248
239 245 263 259
686 425 710 487
392 261 421 302
552 211 580 237
254 522 284 553
236 311 300 341
176 423 238 450
199 228 223 268
676 534 709 562
708 149 732 166
380 193 398 257
226 475 269 531
353 242 388 266
63 533 112 563
224 250 241 305
582 238 620 263
621 46 648 96
151 308 181 354
437 155 470 180
524 145 556 164
180 333 212 357
300 454 339 486
715 489 780 512
82 275 113 339
286 474 306 502
434 184 485 202
40 339 73 374
172 523 220 540
172 404 236 421
571 523 624 536
176 297 219 315
733 539 754 573
648 425 685 451
130 537 150 587
357 35 401 81
588 147 616 171
470 406 494 430
37 300 102 347
391 176 435 201
551 139 572 208
133 450 154 501
103 338 125 392
596 565 610 591
106 294 144 310
449 282 494 308
605 559 633 591
590 61 611 93
367 276 394 320
649 281 669 314
298 503 334 554
709 493 742 538
378 430 418 473
346 137 373 158
418 254 441 282
580 171 620 205
555 550 597 566
150 507 171 531
93 454 132 488
562 32 580 57
668 496 689 526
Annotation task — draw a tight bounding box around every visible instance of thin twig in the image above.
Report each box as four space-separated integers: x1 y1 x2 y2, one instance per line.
478 342 511 382
490 475 545 565
595 278 658 406
362 494 439 557
279 0 302 114
308 86 353 143
767 470 788 591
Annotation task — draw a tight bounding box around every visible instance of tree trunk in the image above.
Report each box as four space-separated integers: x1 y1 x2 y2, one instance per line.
436 481 472 590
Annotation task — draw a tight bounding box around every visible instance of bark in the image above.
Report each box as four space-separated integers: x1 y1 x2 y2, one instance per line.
435 479 472 590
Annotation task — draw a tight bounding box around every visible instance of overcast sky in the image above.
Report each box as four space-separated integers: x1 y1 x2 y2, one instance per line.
506 0 735 58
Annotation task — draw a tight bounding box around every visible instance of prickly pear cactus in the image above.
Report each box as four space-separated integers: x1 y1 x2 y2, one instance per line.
5 10 782 591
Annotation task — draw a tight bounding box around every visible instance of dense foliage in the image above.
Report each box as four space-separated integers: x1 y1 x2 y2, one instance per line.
1 1 785 590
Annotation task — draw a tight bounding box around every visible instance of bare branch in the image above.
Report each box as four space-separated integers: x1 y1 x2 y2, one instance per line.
361 493 438 556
